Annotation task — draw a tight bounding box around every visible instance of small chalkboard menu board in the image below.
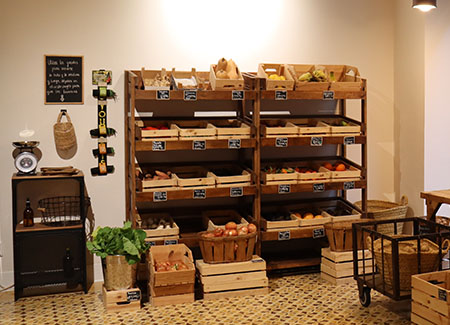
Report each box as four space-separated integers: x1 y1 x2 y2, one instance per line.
45 55 83 104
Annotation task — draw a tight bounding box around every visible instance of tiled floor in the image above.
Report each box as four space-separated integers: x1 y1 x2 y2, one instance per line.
0 274 410 324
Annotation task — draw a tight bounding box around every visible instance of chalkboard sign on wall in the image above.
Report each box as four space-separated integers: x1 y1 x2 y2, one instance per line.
45 55 83 104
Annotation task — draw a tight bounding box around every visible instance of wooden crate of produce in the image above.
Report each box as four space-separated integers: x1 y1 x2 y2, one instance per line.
261 209 299 230
135 121 178 141
261 165 298 185
257 63 295 91
320 118 361 135
320 200 361 222
207 165 252 187
319 161 361 180
328 65 364 92
290 205 330 227
171 68 200 90
210 58 244 90
102 286 141 312
288 64 330 91
196 256 269 300
136 168 177 192
136 212 180 238
196 71 211 90
321 247 372 285
211 120 251 139
297 166 331 184
202 209 249 231
411 270 450 325
288 118 331 136
140 68 172 90
172 166 215 188
171 121 216 139
261 120 299 137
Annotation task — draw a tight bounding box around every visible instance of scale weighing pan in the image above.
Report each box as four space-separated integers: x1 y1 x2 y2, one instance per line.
13 141 40 149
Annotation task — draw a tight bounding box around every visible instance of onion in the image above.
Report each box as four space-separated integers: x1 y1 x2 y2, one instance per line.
248 223 257 233
238 227 248 235
225 221 237 230
229 229 238 236
214 228 224 237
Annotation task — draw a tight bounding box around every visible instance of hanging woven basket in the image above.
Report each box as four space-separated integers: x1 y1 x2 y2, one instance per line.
53 110 77 151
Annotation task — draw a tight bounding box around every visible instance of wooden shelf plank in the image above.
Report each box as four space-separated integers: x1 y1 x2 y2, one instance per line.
266 257 321 271
261 180 366 195
16 223 83 233
261 90 366 100
136 138 256 151
135 89 256 101
261 225 325 241
12 171 84 180
261 135 366 147
136 185 257 202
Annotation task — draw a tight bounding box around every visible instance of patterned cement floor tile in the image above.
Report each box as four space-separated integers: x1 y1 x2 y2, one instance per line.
0 274 410 324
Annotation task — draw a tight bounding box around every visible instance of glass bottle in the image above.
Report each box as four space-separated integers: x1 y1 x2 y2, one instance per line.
63 247 74 278
23 198 34 227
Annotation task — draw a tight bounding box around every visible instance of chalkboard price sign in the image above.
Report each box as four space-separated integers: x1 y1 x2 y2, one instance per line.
45 55 83 104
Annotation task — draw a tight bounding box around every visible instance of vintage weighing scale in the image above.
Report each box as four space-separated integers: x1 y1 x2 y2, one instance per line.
13 141 40 175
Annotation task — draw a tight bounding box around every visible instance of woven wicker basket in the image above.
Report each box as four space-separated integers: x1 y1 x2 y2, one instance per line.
368 236 450 291
198 231 256 264
325 219 370 252
53 110 76 151
355 196 408 234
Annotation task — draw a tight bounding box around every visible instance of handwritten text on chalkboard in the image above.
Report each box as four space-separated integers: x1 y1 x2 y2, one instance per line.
45 55 83 104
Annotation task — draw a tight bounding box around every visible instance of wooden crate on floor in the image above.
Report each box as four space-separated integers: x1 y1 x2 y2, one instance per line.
411 270 450 325
196 255 269 300
320 247 372 285
102 286 141 312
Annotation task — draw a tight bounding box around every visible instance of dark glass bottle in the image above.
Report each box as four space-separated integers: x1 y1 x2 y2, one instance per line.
63 248 74 278
23 198 34 227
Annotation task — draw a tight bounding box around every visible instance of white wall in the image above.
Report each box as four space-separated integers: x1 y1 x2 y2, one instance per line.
424 3 450 216
0 0 396 284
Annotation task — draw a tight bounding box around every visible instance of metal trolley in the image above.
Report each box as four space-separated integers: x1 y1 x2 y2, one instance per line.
352 217 450 307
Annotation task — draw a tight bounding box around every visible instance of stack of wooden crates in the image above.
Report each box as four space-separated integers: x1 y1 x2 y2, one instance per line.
148 244 195 306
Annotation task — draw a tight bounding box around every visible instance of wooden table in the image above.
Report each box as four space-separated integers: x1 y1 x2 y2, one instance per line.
420 189 450 220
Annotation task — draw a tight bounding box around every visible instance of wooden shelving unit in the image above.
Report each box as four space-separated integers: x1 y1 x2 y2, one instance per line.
125 69 367 272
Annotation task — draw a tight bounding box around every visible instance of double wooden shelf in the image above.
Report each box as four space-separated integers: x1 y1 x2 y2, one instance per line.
125 70 368 271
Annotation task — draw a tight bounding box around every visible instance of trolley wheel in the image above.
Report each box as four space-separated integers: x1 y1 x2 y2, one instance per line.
359 287 371 307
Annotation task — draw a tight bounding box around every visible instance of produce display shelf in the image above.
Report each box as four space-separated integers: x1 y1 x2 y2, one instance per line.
260 90 366 100
266 257 321 271
261 180 366 195
15 223 83 233
261 135 366 147
134 89 256 101
136 138 256 151
261 225 325 241
136 185 257 202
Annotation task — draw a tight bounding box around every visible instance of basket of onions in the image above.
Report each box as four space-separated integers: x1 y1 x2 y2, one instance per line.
198 222 257 264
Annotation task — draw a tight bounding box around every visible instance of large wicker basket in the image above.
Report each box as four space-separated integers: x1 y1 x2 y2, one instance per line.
355 196 408 234
325 219 370 252
368 237 450 291
198 231 256 264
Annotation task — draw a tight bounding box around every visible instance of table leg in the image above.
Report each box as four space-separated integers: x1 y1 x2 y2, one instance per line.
426 200 442 221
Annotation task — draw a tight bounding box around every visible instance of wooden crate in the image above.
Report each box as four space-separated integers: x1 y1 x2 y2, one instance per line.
320 118 361 135
136 212 180 238
261 120 299 137
298 217 331 227
135 121 178 141
298 169 331 184
207 166 252 187
150 290 194 307
212 120 251 138
288 118 331 136
321 247 372 285
328 65 364 92
171 121 216 139
102 286 141 312
202 209 249 231
320 200 361 222
210 64 244 90
145 235 179 244
261 163 299 185
172 166 215 188
171 68 200 90
137 169 178 192
288 64 330 91
140 68 172 90
257 63 295 91
197 256 269 300
196 71 211 90
319 163 361 180
261 214 299 230
411 270 450 325
149 244 196 287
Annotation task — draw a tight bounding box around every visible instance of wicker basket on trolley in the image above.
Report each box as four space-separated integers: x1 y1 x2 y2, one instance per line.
368 236 450 291
355 196 408 234
198 231 256 264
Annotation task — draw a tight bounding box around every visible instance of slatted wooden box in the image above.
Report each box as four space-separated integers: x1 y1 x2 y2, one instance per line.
288 64 330 91
172 166 216 189
261 120 299 138
257 63 295 91
171 121 216 140
261 163 299 185
210 64 244 90
320 118 361 135
288 118 331 136
136 212 180 240
135 121 179 141
136 168 178 192
328 65 364 92
411 270 450 325
320 247 372 285
102 286 141 312
261 207 299 230
318 161 361 181
171 68 200 90
196 256 269 300
140 68 172 90
211 120 252 139
148 244 195 306
207 165 252 188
